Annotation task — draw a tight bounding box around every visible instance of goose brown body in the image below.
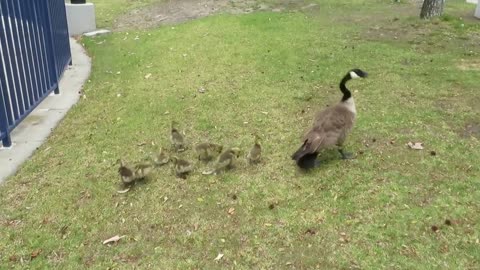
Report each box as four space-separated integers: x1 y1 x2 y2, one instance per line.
292 69 367 169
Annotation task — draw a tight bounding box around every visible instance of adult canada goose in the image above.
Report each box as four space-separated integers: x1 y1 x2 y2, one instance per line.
291 68 368 169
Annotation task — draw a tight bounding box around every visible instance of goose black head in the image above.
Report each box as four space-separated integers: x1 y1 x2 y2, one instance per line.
349 69 368 79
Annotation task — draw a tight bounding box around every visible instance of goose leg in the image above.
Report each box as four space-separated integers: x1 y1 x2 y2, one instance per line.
338 149 354 160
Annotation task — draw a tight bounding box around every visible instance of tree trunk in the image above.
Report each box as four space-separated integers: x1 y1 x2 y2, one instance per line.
420 0 445 19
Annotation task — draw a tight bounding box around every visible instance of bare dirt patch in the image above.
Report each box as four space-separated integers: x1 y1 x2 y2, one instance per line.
456 59 480 71
461 122 480 139
113 0 317 31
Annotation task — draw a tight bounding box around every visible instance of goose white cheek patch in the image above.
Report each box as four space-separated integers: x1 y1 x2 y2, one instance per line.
349 71 360 79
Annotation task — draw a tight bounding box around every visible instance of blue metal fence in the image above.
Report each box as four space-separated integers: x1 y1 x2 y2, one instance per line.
0 0 71 147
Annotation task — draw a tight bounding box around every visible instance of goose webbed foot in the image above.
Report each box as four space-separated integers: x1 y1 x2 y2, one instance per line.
338 149 354 160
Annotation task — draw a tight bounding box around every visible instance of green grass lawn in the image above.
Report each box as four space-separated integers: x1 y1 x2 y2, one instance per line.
2 0 480 268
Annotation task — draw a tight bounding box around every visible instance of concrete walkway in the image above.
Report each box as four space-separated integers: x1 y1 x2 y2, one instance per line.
0 38 91 183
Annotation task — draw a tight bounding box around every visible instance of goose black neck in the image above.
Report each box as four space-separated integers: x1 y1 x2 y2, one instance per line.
340 75 352 102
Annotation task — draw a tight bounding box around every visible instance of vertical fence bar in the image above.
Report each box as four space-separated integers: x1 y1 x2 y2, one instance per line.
27 0 44 102
44 0 59 94
0 2 12 147
33 0 52 98
9 0 29 113
0 79 12 147
0 1 21 122
13 0 34 108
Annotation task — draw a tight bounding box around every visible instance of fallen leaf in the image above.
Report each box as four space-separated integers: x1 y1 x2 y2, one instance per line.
198 86 206 93
60 224 69 235
117 188 130 194
9 255 18 262
407 142 424 150
102 235 125 245
214 253 224 261
227 208 235 215
31 249 42 259
144 73 152 79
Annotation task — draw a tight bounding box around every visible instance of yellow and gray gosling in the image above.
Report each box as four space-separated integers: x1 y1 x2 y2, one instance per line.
171 156 193 179
202 147 241 175
171 121 186 152
153 147 170 166
117 159 153 187
195 142 223 162
247 134 262 165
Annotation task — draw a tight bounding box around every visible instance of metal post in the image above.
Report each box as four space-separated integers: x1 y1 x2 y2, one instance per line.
44 0 60 95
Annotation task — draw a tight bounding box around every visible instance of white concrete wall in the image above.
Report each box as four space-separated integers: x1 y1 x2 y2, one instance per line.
476 0 480 18
65 3 96 36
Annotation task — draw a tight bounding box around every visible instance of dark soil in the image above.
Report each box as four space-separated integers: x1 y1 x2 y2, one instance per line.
113 0 318 31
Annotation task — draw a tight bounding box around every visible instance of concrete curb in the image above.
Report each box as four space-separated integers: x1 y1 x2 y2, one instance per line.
0 38 91 184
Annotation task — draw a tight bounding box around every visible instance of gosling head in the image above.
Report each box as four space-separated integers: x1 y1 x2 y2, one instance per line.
213 144 223 153
230 147 242 158
117 159 125 166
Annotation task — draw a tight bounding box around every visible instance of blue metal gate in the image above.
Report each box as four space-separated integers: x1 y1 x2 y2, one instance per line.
0 0 71 147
